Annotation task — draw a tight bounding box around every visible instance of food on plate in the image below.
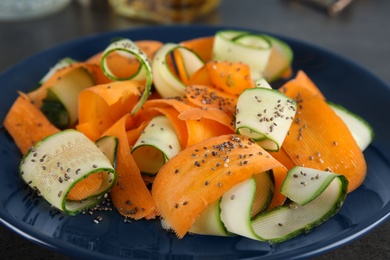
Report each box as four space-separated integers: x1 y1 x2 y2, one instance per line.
2 29 373 243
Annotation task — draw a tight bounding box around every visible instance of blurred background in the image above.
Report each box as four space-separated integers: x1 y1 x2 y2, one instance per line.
0 0 389 259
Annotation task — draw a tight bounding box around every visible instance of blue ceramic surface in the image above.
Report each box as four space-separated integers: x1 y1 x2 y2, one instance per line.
1 25 390 260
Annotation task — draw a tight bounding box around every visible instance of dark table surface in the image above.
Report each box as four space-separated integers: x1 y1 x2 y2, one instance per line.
0 0 389 259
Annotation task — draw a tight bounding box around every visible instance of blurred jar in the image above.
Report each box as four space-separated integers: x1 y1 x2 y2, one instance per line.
0 0 71 21
109 0 221 23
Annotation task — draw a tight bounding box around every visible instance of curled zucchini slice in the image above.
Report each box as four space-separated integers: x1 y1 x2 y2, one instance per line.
101 38 153 114
189 166 348 243
131 115 181 176
328 102 374 151
152 43 204 98
236 87 297 151
213 30 293 82
20 129 117 215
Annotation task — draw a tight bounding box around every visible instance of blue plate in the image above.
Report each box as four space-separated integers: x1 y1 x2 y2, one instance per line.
1 25 390 260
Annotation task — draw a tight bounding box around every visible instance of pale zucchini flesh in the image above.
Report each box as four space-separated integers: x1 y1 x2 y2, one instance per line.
251 167 348 243
39 57 77 85
220 177 259 240
220 171 275 241
20 129 117 215
255 78 273 89
236 87 297 151
188 166 348 243
189 199 230 237
262 35 293 82
131 115 181 176
40 90 69 129
328 102 374 151
190 171 274 238
251 171 275 217
95 135 118 169
212 30 272 81
40 67 95 128
212 30 292 82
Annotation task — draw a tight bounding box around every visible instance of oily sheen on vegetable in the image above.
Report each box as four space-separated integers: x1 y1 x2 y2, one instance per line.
2 29 373 244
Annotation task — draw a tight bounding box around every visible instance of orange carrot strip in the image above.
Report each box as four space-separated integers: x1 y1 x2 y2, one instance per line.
173 49 191 86
180 36 214 62
152 134 284 238
77 80 141 141
178 107 234 131
185 84 237 116
85 63 113 85
76 119 113 142
188 64 213 86
126 121 148 146
141 98 193 113
179 107 235 147
280 66 293 80
269 147 296 170
103 52 142 79
294 70 325 98
281 80 366 193
279 70 325 99
66 172 104 201
184 118 233 148
103 114 156 219
3 94 59 154
206 61 254 96
267 166 288 209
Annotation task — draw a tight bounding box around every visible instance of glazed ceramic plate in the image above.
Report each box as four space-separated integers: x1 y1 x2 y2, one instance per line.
1 25 390 260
